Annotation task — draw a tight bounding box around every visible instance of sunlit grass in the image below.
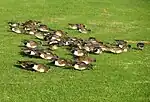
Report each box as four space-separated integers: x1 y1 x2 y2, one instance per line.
0 0 150 102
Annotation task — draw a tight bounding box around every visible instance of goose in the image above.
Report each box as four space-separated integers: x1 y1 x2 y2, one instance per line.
74 56 96 65
25 28 37 35
34 32 46 40
71 47 87 57
22 40 40 49
44 34 61 42
22 20 41 26
115 40 127 48
52 30 68 37
83 42 102 54
68 23 85 30
34 31 51 40
10 26 25 34
92 46 103 54
22 20 41 31
22 48 40 57
73 62 93 71
37 24 51 32
8 22 20 27
39 50 58 60
137 42 144 50
78 27 91 34
17 61 49 72
108 45 131 54
54 58 73 67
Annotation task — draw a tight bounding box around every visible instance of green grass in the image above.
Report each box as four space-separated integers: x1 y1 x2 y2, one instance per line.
0 0 150 102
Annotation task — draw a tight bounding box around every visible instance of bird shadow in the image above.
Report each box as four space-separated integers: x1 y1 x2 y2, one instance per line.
19 52 40 59
13 65 36 72
132 47 142 50
46 63 73 70
14 64 22 69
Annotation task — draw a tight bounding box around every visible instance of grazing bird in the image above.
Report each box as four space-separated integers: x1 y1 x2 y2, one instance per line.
39 50 58 60
44 34 61 42
22 48 40 57
54 58 72 67
74 56 96 65
34 31 51 40
83 42 102 54
115 40 127 48
71 47 87 57
108 45 131 54
37 24 50 32
73 62 93 71
52 30 67 37
22 40 40 49
92 46 102 54
22 20 41 31
34 32 46 40
137 42 144 50
78 28 91 34
68 23 85 30
10 26 25 34
8 22 20 27
17 61 49 72
22 20 41 26
25 28 37 35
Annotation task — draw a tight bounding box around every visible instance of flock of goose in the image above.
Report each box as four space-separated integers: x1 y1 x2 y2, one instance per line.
8 20 145 72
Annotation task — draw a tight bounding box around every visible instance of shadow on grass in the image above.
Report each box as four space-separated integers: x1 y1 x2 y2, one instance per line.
13 64 36 72
19 52 40 59
132 47 143 50
46 62 74 70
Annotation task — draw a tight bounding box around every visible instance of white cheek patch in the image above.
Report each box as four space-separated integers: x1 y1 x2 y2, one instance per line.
74 64 79 69
94 49 102 54
32 65 38 71
12 28 21 33
84 46 90 52
65 42 69 45
12 28 15 32
40 54 45 59
119 45 123 48
26 43 31 48
79 29 87 34
78 29 82 32
30 51 36 55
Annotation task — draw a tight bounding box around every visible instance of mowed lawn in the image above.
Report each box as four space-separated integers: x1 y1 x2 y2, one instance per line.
0 0 150 102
